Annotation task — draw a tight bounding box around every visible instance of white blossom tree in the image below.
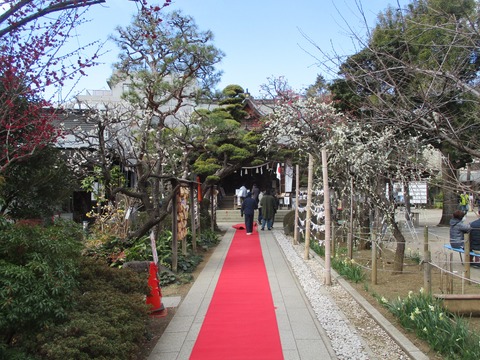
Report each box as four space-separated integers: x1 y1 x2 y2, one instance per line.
262 94 433 272
308 0 480 224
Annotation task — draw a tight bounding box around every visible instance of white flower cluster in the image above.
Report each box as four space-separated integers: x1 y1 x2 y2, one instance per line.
261 97 343 154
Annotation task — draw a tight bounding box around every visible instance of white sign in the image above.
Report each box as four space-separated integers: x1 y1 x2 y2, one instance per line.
392 181 428 204
409 181 428 204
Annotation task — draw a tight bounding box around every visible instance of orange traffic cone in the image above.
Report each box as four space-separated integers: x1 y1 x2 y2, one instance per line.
146 262 166 316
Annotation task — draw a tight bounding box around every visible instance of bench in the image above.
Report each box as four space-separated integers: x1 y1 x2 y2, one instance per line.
443 244 480 265
434 294 480 316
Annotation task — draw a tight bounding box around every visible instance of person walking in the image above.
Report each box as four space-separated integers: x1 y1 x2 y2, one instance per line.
241 192 257 235
260 189 277 231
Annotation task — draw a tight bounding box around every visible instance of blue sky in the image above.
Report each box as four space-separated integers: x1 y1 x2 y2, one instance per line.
55 0 409 101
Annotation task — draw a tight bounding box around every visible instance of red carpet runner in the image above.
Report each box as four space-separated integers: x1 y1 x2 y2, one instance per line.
190 225 284 360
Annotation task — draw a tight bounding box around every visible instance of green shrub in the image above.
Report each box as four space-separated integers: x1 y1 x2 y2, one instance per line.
282 210 296 236
84 220 222 289
159 271 178 286
0 147 77 220
434 192 444 209
37 257 150 360
176 253 203 273
0 221 152 359
0 221 83 345
197 229 220 250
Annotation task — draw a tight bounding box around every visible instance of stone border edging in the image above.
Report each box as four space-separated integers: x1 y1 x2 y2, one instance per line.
306 249 429 360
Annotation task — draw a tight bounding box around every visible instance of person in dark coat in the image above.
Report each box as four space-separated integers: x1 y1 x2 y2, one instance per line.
259 189 277 230
251 183 260 204
470 211 480 250
241 192 257 235
469 211 480 266
450 210 470 249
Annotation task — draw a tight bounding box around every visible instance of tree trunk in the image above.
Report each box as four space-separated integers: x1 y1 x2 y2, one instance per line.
358 205 371 250
392 221 406 274
404 180 411 219
439 158 458 226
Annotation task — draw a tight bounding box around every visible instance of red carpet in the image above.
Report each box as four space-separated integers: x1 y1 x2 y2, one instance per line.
190 225 283 360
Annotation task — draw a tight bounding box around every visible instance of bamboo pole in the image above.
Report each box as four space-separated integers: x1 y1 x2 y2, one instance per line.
304 154 313 260
423 226 431 294
448 253 453 293
348 176 354 259
294 164 300 245
172 188 178 272
322 149 332 286
371 231 377 285
465 232 471 282
331 219 335 257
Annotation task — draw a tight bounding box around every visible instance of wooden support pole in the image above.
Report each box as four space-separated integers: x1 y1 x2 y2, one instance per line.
294 164 300 245
465 232 471 282
322 149 332 286
348 176 354 259
423 226 431 294
331 219 335 257
304 154 313 260
371 232 377 285
172 188 178 272
448 254 453 293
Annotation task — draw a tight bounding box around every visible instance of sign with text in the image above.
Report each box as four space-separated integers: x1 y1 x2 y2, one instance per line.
392 181 428 204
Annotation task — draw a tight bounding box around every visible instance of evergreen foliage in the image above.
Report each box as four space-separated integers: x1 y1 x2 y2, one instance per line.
0 147 76 219
0 221 153 359
36 257 149 360
0 221 83 350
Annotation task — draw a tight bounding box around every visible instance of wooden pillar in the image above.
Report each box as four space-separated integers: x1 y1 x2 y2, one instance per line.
348 175 354 259
294 164 300 245
172 188 178 272
322 149 332 286
465 233 471 282
304 155 313 260
423 226 431 294
371 232 377 285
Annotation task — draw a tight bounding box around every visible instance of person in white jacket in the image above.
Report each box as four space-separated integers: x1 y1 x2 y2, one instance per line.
237 185 248 206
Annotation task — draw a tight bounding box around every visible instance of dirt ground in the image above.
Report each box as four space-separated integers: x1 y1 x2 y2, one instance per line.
138 240 480 360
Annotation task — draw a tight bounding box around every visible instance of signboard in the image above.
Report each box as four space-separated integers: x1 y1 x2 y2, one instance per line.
409 181 428 204
392 181 428 205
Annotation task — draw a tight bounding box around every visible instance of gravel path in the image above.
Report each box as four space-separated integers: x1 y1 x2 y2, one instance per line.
274 230 411 360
